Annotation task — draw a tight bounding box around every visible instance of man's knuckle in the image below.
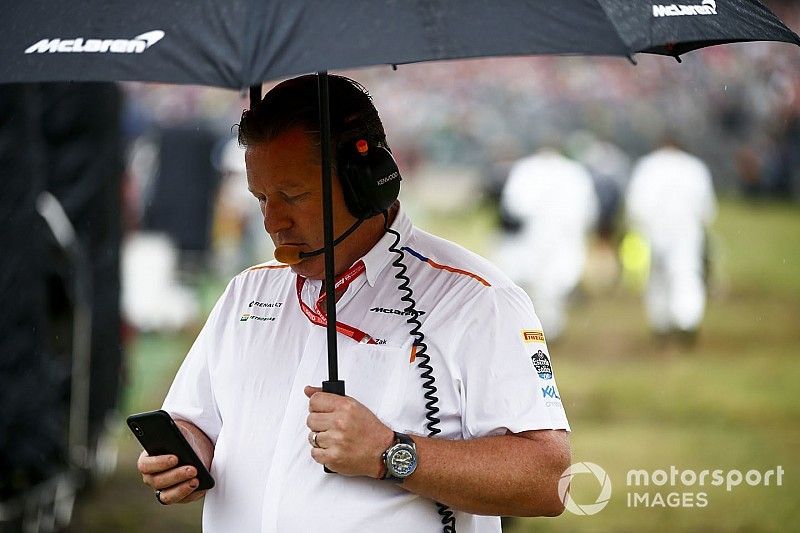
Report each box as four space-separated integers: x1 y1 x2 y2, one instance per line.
328 449 342 463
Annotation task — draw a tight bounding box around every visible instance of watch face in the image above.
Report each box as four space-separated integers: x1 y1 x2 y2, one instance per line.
388 443 417 478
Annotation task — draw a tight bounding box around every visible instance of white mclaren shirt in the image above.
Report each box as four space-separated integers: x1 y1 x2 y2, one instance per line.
163 208 570 533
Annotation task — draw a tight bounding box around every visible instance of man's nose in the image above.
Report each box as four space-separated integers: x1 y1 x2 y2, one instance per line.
262 199 292 235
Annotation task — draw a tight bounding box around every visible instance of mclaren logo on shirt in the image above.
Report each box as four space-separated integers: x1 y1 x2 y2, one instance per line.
370 306 426 317
25 30 165 54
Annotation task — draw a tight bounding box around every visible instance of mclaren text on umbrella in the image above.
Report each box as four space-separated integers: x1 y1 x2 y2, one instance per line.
653 0 717 17
24 30 164 55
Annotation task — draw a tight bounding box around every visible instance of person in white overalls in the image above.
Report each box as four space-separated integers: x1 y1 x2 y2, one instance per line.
625 138 717 340
497 148 599 340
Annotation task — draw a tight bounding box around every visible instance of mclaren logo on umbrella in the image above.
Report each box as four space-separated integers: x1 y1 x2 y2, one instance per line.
25 30 164 55
653 0 717 17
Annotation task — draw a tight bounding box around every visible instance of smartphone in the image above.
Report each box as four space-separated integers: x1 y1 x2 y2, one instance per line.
127 409 215 490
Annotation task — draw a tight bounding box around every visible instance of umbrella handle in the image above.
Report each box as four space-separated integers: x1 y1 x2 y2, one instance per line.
322 379 345 396
322 380 345 474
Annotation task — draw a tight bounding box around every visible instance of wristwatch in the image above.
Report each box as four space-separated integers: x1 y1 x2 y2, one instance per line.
381 432 417 482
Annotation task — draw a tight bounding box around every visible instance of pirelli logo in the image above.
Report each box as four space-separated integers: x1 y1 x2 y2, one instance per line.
521 330 545 343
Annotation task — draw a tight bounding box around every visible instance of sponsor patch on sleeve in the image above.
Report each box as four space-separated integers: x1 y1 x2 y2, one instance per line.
521 329 546 343
531 349 553 380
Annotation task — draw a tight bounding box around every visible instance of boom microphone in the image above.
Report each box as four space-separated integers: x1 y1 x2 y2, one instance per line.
273 218 365 265
273 245 309 265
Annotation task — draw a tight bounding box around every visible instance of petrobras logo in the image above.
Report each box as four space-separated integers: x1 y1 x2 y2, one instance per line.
239 313 275 323
653 0 717 17
25 30 165 55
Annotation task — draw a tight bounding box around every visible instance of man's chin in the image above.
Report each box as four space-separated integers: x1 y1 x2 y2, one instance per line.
290 259 324 280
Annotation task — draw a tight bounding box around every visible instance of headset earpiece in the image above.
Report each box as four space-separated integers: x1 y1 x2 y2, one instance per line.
336 138 401 219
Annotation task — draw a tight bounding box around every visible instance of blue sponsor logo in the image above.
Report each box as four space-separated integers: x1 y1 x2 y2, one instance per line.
541 385 560 399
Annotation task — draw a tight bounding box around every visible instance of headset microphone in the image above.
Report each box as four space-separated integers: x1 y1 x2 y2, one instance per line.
273 245 307 265
273 217 365 265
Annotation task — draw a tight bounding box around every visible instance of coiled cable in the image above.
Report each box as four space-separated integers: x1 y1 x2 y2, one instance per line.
383 212 456 533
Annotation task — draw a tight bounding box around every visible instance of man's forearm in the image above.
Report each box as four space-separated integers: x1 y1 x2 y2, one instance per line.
401 429 570 517
175 419 215 470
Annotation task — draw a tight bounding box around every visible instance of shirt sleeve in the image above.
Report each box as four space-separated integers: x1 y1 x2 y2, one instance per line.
452 285 570 439
161 281 232 444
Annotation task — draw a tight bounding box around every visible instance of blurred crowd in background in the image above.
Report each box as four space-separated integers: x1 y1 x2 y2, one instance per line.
1 1 798 530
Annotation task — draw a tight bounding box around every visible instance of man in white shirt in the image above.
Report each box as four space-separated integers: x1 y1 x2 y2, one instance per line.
626 138 717 340
137 75 571 532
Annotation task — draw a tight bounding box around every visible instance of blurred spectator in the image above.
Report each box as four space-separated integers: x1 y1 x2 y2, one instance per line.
211 137 274 277
496 147 598 340
626 137 717 343
140 123 220 270
566 130 631 241
121 233 200 332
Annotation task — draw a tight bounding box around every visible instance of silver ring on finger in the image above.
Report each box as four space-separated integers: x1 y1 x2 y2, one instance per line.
155 489 167 505
310 431 320 448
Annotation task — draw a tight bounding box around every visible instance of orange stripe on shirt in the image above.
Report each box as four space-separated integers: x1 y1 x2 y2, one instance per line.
247 264 290 272
425 257 491 287
401 246 491 287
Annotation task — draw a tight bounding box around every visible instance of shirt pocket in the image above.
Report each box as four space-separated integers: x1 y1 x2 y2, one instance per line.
338 344 410 422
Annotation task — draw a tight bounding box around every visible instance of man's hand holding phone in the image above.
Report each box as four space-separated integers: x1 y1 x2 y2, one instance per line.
130 413 215 505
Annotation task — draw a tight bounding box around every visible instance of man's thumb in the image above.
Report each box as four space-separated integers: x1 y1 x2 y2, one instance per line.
304 385 323 398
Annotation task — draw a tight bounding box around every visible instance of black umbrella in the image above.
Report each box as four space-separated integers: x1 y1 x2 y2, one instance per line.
2 0 798 395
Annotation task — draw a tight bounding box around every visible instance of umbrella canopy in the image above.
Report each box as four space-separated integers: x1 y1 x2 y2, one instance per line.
2 0 798 89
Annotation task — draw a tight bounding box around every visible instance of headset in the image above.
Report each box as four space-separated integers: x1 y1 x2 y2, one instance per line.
336 137 401 220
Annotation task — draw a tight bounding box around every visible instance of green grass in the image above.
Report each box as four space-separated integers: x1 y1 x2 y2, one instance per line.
712 200 800 295
71 198 800 532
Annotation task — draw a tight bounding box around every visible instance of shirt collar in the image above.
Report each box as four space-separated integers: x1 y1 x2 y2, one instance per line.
360 205 413 287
